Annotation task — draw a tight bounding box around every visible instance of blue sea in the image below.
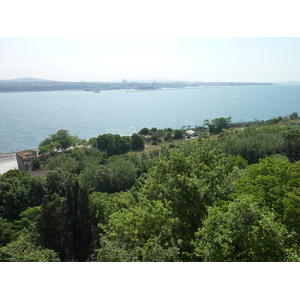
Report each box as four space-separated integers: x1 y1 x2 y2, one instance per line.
0 84 299 154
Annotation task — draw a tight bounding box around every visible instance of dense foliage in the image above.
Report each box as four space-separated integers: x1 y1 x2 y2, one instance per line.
39 129 80 154
95 133 145 155
203 117 232 135
215 125 300 163
2 114 300 261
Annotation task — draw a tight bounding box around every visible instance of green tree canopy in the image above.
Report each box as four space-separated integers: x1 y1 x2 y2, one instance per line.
0 170 46 222
138 127 149 135
97 198 179 262
193 196 298 262
0 217 15 247
215 126 286 164
173 129 184 140
0 233 60 262
138 142 239 259
79 155 139 193
36 178 96 261
131 133 145 151
96 134 131 156
289 112 298 120
203 117 232 135
232 157 300 244
39 129 78 153
50 129 77 150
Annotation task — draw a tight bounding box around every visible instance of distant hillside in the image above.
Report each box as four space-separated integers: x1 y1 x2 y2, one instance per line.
0 77 54 82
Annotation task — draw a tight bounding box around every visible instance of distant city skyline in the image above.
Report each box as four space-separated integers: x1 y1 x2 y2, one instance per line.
1 37 300 83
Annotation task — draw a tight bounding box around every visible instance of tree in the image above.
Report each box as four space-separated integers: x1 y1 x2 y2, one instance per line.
93 156 138 193
96 134 131 156
232 157 300 244
39 138 52 148
232 157 299 211
164 131 172 141
50 129 76 150
150 127 157 133
193 196 298 262
15 206 41 231
38 141 62 155
88 137 97 148
97 199 180 262
89 191 137 227
289 112 298 120
138 127 149 135
45 168 73 197
0 233 60 262
138 142 238 259
203 117 232 135
36 178 96 261
0 169 46 222
38 129 77 153
282 126 300 162
216 126 286 164
173 129 183 140
31 157 41 170
36 194 68 259
46 153 80 173
150 132 161 145
0 217 15 247
131 133 145 151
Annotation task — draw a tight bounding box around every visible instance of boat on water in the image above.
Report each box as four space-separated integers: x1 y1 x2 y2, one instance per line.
93 89 101 93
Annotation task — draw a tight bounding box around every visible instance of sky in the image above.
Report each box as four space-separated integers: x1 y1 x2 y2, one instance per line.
1 37 300 83
1 1 300 83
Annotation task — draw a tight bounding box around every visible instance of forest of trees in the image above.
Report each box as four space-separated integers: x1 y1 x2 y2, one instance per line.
1 113 300 261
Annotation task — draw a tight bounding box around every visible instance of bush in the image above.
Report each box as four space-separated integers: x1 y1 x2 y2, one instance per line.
173 129 183 140
289 112 298 120
138 128 149 135
32 157 41 170
131 134 145 151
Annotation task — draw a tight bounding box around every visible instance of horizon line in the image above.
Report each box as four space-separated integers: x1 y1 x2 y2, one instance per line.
0 77 279 84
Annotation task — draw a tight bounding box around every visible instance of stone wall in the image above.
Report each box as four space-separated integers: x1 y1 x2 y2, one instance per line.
228 120 265 127
16 150 37 171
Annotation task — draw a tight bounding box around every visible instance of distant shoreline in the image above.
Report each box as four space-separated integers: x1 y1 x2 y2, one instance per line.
0 149 38 157
0 152 17 157
0 80 274 93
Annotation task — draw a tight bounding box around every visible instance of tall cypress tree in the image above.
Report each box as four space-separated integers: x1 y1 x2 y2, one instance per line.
65 178 94 262
37 177 95 261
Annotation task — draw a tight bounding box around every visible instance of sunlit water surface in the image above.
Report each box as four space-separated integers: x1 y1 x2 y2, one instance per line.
0 84 299 154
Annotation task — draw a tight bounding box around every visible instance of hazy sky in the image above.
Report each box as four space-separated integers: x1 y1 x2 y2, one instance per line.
1 0 300 84
1 37 300 83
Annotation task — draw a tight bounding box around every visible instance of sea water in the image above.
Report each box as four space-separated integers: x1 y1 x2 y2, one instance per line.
0 84 299 154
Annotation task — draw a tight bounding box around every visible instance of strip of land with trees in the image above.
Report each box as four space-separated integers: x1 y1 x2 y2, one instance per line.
0 79 273 92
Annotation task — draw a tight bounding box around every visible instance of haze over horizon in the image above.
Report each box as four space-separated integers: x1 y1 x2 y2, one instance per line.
1 37 300 83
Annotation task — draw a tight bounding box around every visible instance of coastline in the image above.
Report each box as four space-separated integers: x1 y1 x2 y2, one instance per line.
0 151 17 157
0 152 18 174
